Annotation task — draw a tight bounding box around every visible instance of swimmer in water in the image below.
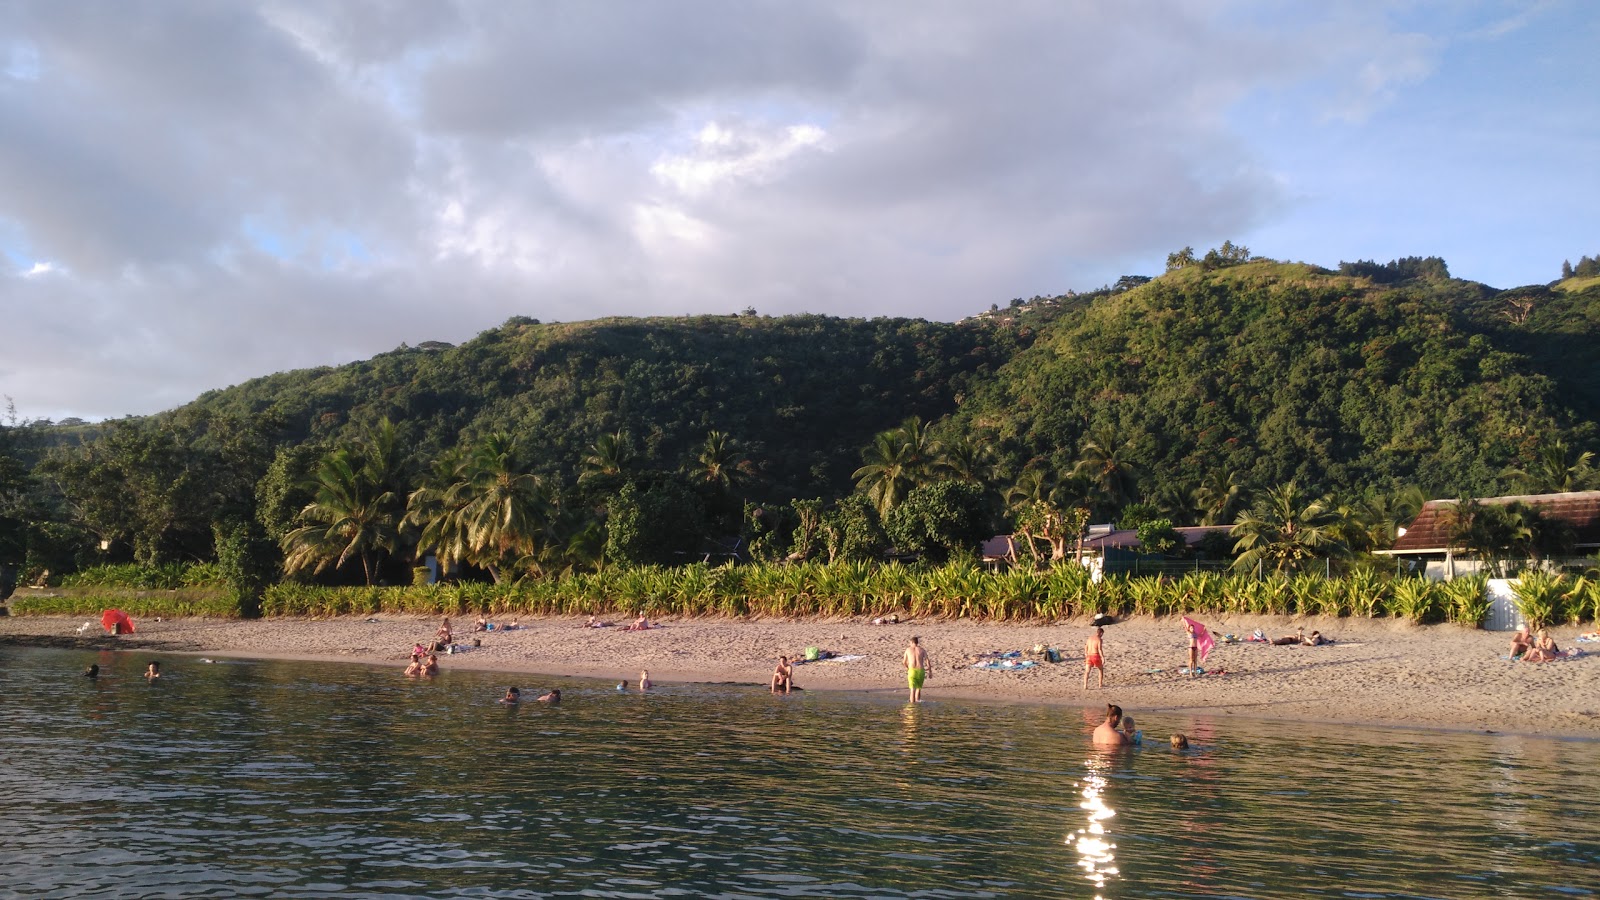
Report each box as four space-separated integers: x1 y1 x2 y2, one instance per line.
1121 714 1142 745
538 689 561 704
502 687 521 703
83 664 99 679
639 670 652 690
1171 733 1190 750
145 662 161 680
1092 704 1130 747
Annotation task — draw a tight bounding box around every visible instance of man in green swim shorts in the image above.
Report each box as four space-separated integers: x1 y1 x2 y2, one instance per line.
903 635 931 702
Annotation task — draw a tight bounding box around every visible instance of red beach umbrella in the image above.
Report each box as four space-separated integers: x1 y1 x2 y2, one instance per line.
100 609 135 635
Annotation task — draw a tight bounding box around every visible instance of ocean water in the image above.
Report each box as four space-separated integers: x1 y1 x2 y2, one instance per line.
3 647 1596 899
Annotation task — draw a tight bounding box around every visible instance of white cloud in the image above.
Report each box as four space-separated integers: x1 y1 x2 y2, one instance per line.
0 1 1588 421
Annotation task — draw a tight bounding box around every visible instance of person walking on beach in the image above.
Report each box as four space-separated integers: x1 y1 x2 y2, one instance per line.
904 636 931 702
1084 626 1106 689
1092 704 1130 746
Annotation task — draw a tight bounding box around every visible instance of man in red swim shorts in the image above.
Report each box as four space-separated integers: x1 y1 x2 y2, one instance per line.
1084 626 1106 689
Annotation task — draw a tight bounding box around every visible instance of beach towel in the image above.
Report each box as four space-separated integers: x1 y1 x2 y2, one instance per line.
1182 616 1215 663
797 654 865 665
973 659 1037 671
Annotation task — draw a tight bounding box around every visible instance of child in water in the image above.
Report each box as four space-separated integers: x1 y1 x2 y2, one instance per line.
1120 714 1142 745
638 670 652 690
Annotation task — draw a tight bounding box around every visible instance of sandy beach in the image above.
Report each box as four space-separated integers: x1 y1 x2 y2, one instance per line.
5 612 1598 738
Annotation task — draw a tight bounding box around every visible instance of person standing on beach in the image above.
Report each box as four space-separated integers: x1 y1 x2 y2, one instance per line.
904 636 931 702
1084 626 1106 689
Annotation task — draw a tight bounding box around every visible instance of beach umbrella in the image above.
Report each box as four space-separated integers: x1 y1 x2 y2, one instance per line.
100 609 135 635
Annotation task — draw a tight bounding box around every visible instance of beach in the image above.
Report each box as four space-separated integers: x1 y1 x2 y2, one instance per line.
5 612 1597 738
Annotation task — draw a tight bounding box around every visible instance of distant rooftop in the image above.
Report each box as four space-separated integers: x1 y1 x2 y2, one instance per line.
1386 490 1600 554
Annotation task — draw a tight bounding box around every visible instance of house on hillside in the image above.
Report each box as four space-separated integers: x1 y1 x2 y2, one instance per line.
1375 490 1600 581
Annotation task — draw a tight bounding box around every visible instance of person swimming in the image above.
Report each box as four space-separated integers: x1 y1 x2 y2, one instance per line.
1092 704 1130 746
1171 733 1190 750
145 662 161 680
537 689 561 704
83 664 99 679
639 670 652 690
502 687 521 703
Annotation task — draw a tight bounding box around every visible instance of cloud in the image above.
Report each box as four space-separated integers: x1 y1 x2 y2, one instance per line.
0 1 1530 421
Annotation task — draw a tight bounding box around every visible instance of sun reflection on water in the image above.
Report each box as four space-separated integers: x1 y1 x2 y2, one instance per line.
1070 757 1119 898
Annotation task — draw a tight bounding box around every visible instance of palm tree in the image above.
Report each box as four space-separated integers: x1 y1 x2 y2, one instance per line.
1072 428 1141 510
281 449 401 586
693 430 746 491
580 430 636 486
1504 439 1596 494
1230 482 1346 574
410 435 553 583
853 429 916 517
896 417 942 485
937 433 998 486
458 434 554 581
1191 470 1244 526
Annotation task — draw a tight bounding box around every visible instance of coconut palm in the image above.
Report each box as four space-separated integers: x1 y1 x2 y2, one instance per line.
937 433 998 486
458 434 555 581
1503 439 1596 494
1191 470 1244 526
693 430 746 491
1230 482 1347 574
853 429 916 517
579 430 636 486
1072 428 1142 510
281 448 401 586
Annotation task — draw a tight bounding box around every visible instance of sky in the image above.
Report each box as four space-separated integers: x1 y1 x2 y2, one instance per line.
1 1 1596 422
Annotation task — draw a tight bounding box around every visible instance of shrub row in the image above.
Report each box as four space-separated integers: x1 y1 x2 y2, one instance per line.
251 564 1573 628
60 563 227 590
7 589 242 618
25 563 1600 628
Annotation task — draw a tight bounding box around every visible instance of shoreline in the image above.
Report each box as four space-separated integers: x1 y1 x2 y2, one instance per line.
6 613 1598 740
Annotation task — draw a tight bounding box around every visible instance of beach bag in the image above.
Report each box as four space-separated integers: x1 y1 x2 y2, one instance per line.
1045 648 1062 664
805 646 820 661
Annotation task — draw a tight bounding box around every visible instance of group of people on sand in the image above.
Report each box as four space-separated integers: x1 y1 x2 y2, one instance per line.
1093 703 1189 750
585 614 656 631
1510 626 1566 662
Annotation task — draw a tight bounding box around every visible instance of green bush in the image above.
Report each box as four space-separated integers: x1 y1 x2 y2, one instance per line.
1511 571 1567 630
61 563 226 591
8 590 241 618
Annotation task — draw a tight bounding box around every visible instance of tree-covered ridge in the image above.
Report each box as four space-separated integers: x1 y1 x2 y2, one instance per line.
193 313 1025 501
951 259 1598 508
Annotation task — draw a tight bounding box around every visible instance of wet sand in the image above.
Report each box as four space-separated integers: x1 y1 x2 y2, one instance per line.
5 612 1597 738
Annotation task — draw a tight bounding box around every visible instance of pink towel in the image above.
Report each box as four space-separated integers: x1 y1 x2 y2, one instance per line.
1183 616 1214 662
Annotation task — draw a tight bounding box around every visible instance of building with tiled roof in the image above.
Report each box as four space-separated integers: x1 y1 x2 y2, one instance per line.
1376 490 1600 580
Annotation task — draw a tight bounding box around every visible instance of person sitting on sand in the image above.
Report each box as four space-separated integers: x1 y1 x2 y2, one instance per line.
502 687 520 703
1121 714 1142 745
1092 704 1130 747
1170 734 1190 750
771 655 795 695
626 615 652 631
639 669 652 690
1509 626 1532 659
474 616 488 633
1523 630 1562 663
537 689 561 704
422 654 440 676
437 618 452 642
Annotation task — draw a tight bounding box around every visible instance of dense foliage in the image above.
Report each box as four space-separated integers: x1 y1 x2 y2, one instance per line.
4 252 1599 606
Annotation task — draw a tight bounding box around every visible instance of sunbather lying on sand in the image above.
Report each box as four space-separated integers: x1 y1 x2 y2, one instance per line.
585 616 615 628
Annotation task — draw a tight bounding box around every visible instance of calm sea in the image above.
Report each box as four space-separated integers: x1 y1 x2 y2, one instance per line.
3 646 1596 899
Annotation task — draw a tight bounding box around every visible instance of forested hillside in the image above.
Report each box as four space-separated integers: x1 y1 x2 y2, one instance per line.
952 260 1600 507
4 252 1598 591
